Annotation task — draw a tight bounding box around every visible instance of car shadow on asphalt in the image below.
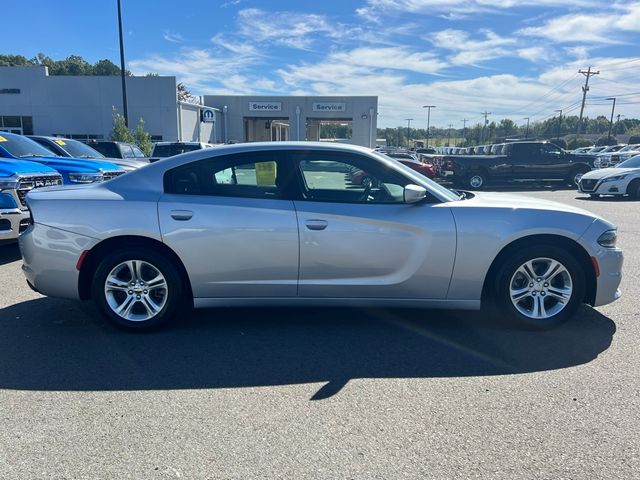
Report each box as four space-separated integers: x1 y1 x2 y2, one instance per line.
0 243 20 266
0 299 615 400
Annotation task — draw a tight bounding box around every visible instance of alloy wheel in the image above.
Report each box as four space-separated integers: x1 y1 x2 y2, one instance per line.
104 260 168 321
509 257 573 320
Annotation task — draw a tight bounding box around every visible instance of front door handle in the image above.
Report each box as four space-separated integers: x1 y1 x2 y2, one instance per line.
305 219 328 231
170 210 193 221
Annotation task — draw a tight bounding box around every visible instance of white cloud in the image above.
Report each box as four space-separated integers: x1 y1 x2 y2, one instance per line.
430 29 517 65
519 3 640 43
517 46 548 62
236 8 339 50
163 31 184 43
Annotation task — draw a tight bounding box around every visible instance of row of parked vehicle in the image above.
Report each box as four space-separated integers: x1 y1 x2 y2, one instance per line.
571 144 640 169
0 132 217 242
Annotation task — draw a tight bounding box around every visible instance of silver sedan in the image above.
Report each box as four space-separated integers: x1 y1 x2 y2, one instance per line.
19 142 623 330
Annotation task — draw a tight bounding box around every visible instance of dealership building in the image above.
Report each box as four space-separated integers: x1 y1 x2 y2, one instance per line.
0 66 378 147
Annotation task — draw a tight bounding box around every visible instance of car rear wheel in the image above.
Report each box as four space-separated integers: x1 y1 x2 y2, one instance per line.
493 245 585 329
91 248 183 330
568 167 590 187
467 173 486 190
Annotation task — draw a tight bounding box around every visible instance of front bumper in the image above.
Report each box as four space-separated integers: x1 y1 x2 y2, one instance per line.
579 178 629 196
0 208 30 242
592 247 624 307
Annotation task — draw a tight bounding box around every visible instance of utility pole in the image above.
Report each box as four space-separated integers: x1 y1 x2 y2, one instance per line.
614 113 621 137
423 105 436 147
447 124 453 146
523 117 530 138
461 119 468 145
576 66 599 136
606 97 616 141
555 109 562 140
481 111 491 143
117 0 129 127
405 118 413 147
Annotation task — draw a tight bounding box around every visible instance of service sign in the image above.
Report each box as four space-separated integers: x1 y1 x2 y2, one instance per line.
248 101 282 112
313 102 346 112
201 108 216 123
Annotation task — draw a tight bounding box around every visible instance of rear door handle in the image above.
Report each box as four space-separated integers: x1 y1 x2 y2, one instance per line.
305 219 328 231
170 210 193 221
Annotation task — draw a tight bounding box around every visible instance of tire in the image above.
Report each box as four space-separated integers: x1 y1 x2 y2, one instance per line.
91 247 184 331
492 244 585 330
567 167 590 188
466 172 486 190
626 179 640 199
589 194 599 199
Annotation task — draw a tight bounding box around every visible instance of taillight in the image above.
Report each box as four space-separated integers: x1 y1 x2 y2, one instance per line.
445 160 456 169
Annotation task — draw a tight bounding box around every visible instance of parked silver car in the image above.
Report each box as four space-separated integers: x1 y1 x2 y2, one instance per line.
19 142 623 330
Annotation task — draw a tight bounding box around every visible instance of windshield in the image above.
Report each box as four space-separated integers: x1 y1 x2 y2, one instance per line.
0 133 56 158
153 144 201 157
617 155 640 168
57 139 105 158
619 144 640 152
374 151 460 202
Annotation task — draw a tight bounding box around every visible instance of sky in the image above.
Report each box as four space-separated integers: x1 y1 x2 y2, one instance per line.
4 0 640 128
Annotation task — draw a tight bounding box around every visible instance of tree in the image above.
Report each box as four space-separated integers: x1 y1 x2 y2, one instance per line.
552 139 567 149
93 59 122 76
133 118 153 155
177 82 196 103
567 138 594 150
109 108 134 143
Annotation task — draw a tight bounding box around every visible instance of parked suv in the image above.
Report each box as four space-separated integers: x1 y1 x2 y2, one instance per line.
0 158 63 242
149 141 216 162
85 140 148 161
0 133 124 184
29 136 149 172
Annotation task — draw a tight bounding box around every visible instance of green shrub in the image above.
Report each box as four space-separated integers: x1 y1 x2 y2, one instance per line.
566 138 593 150
596 136 618 146
628 135 640 144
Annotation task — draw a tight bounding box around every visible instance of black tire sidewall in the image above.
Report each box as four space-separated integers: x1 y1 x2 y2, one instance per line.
494 245 585 329
91 248 183 330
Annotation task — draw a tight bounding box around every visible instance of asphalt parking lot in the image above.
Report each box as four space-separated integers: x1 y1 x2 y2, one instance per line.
0 188 638 479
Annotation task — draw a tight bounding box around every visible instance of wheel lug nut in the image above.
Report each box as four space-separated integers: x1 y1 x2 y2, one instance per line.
541 292 546 296
136 295 141 299
529 283 533 287
544 283 549 287
128 290 133 294
130 282 135 286
532 292 537 296
143 290 148 294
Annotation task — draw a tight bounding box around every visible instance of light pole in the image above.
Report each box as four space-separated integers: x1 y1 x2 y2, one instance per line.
405 118 413 147
523 117 530 138
606 97 616 141
117 0 129 126
555 109 562 140
423 105 436 147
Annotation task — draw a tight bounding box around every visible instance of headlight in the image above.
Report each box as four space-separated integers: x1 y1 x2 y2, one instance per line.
597 230 617 248
0 176 19 190
0 192 18 209
601 174 627 183
68 172 104 183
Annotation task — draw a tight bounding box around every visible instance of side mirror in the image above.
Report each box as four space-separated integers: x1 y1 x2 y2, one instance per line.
404 184 427 204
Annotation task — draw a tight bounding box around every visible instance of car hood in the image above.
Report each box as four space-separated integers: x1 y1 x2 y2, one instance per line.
455 191 601 218
581 167 639 180
0 158 58 177
24 156 123 173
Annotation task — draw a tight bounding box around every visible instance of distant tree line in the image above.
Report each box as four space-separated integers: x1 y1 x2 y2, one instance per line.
379 115 640 149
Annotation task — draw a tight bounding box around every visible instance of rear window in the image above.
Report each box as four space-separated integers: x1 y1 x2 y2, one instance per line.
90 142 120 158
153 144 202 158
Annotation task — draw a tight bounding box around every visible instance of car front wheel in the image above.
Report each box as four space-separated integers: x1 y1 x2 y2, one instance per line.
493 245 585 329
467 173 486 190
91 248 183 330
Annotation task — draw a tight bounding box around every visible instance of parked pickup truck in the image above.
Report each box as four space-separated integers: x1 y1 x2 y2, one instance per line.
440 141 596 189
0 133 125 184
149 141 217 162
0 159 63 242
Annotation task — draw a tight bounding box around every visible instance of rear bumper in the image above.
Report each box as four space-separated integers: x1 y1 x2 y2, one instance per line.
0 208 30 242
19 223 97 300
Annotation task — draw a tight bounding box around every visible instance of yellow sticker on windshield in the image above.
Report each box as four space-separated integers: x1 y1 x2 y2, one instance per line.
255 161 277 186
54 139 66 146
0 136 6 142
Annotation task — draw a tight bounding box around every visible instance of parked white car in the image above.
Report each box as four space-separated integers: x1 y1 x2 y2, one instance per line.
578 154 640 198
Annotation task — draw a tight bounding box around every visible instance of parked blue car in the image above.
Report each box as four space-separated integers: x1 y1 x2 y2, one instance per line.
0 132 124 184
0 158 63 242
